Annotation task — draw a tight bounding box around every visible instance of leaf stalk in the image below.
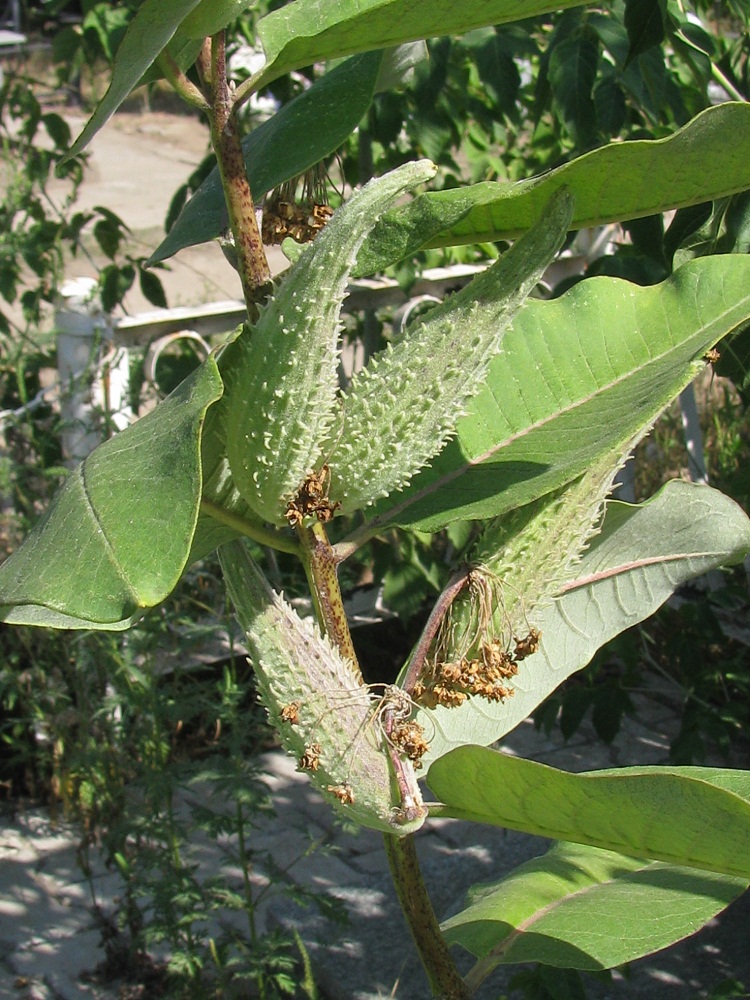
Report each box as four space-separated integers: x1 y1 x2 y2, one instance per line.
296 520 362 679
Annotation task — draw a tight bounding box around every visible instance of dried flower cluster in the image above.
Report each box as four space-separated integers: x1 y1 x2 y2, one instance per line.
298 743 322 771
389 719 430 768
414 629 541 709
327 783 355 804
262 199 334 245
285 464 341 527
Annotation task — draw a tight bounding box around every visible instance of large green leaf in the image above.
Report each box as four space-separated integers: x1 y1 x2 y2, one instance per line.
428 749 750 877
253 0 591 88
64 0 204 161
148 50 385 265
354 103 750 274
339 253 750 544
440 842 747 981
413 481 750 764
0 359 223 629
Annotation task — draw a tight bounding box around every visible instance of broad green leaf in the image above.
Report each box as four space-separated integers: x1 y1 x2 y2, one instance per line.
220 540 427 834
148 50 384 265
254 0 591 88
413 481 750 764
327 189 574 516
225 160 436 525
440 842 747 979
64 0 204 161
0 359 223 629
355 103 750 274
428 748 750 877
341 253 750 541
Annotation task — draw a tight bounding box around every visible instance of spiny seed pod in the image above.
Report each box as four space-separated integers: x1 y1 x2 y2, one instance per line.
225 160 437 526
325 188 574 515
220 540 427 835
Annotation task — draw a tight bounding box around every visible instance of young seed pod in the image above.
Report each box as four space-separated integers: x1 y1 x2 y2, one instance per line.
225 160 437 526
325 188 574 515
220 540 427 835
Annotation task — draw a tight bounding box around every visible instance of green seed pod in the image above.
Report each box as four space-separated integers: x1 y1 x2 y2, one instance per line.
220 540 427 835
326 188 574 515
441 446 631 667
225 160 437 526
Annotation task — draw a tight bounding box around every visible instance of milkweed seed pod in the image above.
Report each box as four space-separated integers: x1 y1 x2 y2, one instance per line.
225 160 437 526
220 540 427 835
324 188 575 515
420 448 633 710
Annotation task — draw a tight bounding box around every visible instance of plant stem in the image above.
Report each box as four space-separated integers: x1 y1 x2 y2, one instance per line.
402 567 470 694
383 833 471 1000
206 31 272 308
296 520 362 679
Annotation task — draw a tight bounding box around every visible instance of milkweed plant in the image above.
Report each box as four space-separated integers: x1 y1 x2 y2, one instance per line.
3 2 750 997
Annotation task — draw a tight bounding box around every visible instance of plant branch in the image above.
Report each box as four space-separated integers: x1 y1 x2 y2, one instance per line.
200 499 301 555
383 833 471 1000
157 49 209 112
206 31 272 309
296 520 362 679
401 567 470 695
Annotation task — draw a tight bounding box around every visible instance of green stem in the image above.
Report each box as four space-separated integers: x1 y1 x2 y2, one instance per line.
296 520 362 679
157 48 209 111
207 31 272 309
200 498 301 555
383 833 471 1000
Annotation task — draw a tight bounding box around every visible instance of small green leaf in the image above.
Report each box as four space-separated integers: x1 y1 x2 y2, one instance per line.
63 0 204 162
441 842 747 977
414 481 750 764
548 31 599 148
327 189 573 516
428 748 750 877
225 160 436 525
220 540 426 834
355 103 750 274
344 253 750 537
149 51 384 265
624 0 668 65
0 358 223 629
